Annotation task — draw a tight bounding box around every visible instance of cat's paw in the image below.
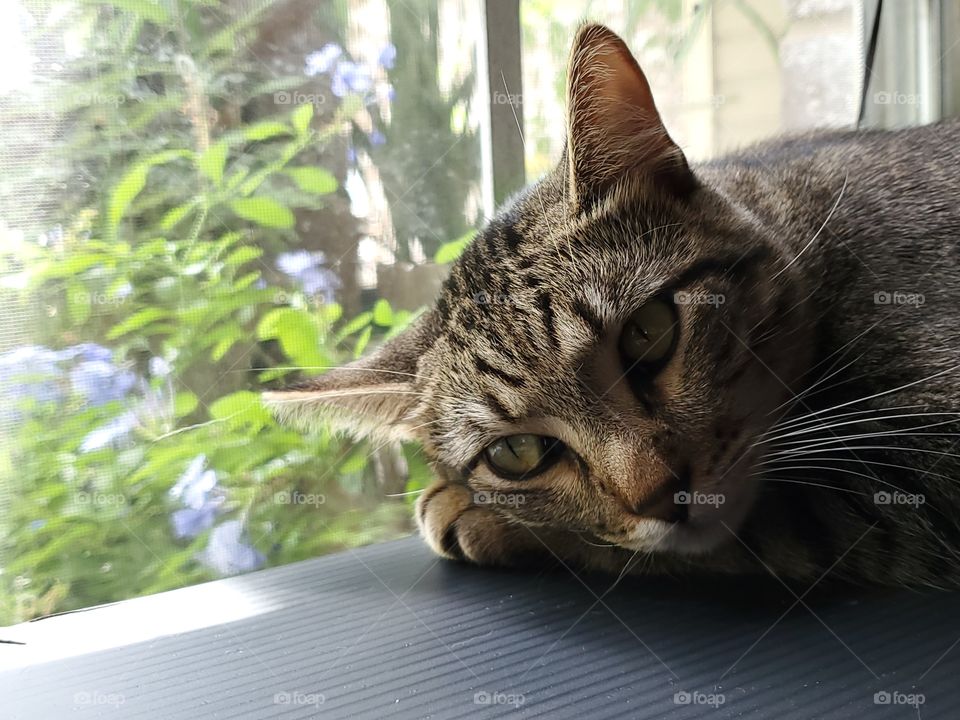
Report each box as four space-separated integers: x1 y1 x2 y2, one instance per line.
415 482 536 567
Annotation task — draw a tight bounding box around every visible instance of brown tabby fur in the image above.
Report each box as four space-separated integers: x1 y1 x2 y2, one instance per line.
266 25 960 589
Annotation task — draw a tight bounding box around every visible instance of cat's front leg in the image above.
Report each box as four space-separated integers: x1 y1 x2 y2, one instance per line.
415 481 553 568
415 480 636 573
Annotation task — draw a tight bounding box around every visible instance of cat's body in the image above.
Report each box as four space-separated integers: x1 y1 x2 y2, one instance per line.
267 26 960 589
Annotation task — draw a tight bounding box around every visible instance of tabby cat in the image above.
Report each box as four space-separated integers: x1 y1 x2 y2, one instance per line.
266 25 960 588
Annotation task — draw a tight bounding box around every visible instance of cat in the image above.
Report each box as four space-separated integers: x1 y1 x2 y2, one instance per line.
265 24 960 589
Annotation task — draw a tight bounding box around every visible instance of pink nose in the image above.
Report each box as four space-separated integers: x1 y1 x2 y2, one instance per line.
630 469 690 523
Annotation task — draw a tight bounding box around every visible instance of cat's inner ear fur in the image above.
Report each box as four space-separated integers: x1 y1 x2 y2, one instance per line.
263 315 433 444
566 23 696 214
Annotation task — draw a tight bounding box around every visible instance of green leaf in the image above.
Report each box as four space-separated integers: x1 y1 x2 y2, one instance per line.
353 326 373 358
197 142 229 185
291 103 314 135
174 392 199 418
257 308 326 369
229 198 295 229
107 150 191 239
160 199 199 231
335 311 372 341
106 307 170 339
434 230 476 263
282 167 337 195
223 246 263 266
243 121 293 142
209 391 273 432
66 280 92 325
372 299 393 327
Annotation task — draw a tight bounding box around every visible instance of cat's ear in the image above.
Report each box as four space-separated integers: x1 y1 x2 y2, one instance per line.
565 24 695 214
262 314 435 444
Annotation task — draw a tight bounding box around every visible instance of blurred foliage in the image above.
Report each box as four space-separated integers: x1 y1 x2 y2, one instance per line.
0 0 444 625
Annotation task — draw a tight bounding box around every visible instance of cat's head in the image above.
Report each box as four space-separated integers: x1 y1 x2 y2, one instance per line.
265 25 813 555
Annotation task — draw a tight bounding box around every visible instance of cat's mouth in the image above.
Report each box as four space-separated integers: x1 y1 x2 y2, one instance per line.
614 445 760 555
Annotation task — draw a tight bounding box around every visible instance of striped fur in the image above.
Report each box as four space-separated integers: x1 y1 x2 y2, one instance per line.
267 25 960 589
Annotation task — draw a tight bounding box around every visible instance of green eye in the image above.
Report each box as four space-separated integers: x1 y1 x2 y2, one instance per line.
484 434 563 479
620 296 678 368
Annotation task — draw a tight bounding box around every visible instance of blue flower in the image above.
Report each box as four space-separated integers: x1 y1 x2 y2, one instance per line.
197 520 265 576
171 503 219 539
0 345 65 410
56 343 113 363
80 410 138 452
276 251 341 304
69 360 137 407
169 455 218 509
378 43 397 70
331 61 372 97
305 43 342 76
369 130 386 146
29 519 47 531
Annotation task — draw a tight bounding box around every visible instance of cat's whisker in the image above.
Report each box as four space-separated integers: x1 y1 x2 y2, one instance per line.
762 402 924 434
759 455 960 486
757 412 960 446
777 363 960 424
764 424 960 457
763 444 960 463
753 464 940 506
770 173 847 280
757 476 869 496
385 489 426 498
766 352 866 419
251 365 427 381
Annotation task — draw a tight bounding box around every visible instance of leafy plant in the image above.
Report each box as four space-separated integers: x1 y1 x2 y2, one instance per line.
0 0 434 625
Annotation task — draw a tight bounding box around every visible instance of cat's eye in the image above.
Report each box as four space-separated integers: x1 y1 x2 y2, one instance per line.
619 296 678 369
484 434 564 480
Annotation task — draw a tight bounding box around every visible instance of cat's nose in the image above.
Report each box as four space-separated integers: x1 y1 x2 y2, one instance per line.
631 468 690 523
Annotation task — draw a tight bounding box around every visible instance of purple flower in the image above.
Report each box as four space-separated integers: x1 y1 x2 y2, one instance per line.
0 346 65 410
171 503 220 539
276 251 341 304
80 410 137 452
378 43 397 70
56 343 113 363
276 249 322 276
197 520 265 576
305 43 342 76
369 130 386 146
69 360 137 407
169 455 218 509
331 61 372 97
